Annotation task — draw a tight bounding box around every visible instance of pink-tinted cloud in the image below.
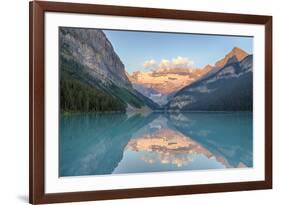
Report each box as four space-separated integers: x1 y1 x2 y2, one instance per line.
143 56 195 71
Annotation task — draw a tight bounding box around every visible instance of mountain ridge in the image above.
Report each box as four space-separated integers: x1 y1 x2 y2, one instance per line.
166 52 253 111
59 27 160 112
215 47 248 68
128 47 249 106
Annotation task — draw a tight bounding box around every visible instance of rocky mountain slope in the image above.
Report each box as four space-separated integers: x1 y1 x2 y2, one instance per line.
59 27 159 112
167 48 252 111
215 47 248 68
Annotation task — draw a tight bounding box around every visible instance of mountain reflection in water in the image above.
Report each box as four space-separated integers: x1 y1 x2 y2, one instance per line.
126 129 214 167
59 112 252 177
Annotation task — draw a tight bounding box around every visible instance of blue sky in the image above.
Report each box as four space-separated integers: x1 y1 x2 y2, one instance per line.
103 29 253 74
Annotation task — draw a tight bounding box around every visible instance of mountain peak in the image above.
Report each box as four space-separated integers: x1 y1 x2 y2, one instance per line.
231 47 248 56
232 46 243 51
215 47 248 68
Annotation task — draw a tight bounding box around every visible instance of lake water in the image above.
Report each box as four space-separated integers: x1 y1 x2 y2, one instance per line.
59 112 253 177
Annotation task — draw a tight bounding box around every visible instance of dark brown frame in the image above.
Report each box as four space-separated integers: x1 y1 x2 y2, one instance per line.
29 1 272 204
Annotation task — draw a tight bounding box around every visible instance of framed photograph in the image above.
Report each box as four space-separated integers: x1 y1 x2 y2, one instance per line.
29 1 272 204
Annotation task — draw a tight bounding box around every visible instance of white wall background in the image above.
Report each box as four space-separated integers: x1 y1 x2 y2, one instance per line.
0 0 279 204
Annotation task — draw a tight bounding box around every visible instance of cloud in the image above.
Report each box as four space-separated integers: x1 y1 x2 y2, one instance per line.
142 56 194 71
143 59 157 70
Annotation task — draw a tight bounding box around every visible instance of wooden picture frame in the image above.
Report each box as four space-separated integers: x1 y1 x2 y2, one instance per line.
29 1 272 204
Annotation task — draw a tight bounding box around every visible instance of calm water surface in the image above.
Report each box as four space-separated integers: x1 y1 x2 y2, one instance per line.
59 112 253 177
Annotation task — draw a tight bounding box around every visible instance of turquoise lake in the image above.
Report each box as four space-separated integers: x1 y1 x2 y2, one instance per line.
59 112 253 177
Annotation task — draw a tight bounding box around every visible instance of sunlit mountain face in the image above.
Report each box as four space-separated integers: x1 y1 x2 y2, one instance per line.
128 66 212 105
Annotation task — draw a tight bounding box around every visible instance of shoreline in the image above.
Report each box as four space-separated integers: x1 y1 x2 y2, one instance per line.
61 110 253 115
